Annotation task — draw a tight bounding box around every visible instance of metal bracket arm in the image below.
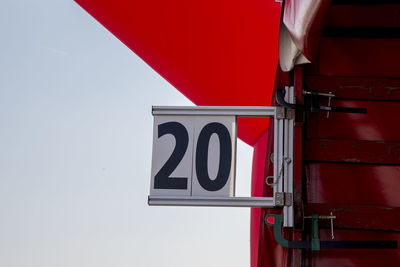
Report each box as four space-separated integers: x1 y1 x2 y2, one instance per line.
265 214 398 251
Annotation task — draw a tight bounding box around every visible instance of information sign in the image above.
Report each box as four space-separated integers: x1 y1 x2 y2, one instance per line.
150 115 236 197
148 105 291 214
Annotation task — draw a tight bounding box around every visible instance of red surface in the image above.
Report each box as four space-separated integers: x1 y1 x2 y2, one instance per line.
304 139 400 165
301 4 400 262
318 38 400 77
266 216 275 225
74 0 281 146
326 4 400 28
250 130 269 267
306 163 400 206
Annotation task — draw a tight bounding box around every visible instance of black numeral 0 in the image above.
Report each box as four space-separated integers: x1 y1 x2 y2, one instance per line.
196 123 232 191
154 122 189 189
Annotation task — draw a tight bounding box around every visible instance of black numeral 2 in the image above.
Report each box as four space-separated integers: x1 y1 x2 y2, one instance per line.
154 122 189 189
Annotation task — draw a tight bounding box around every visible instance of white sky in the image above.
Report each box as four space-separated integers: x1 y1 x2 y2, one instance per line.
0 1 254 266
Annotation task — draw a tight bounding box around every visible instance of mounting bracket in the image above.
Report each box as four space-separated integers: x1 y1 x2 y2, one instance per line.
265 214 397 250
276 87 367 114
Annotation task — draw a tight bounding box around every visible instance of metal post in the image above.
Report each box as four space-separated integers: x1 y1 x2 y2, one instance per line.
283 86 294 227
274 110 284 204
273 115 279 200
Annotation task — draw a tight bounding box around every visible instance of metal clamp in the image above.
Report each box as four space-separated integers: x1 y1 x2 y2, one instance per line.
274 193 293 207
275 106 286 119
304 212 335 240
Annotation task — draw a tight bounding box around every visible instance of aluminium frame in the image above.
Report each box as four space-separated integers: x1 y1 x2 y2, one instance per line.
148 104 294 227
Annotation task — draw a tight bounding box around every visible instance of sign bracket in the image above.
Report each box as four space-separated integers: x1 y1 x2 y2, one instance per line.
149 102 295 227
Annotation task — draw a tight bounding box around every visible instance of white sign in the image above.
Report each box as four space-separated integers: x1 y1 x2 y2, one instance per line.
150 115 236 197
148 106 280 209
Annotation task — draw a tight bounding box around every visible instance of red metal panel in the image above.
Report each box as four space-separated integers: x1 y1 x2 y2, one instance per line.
299 2 400 266
326 4 400 28
317 38 400 77
306 101 400 141
305 203 400 231
306 163 400 206
304 139 400 164
304 76 400 101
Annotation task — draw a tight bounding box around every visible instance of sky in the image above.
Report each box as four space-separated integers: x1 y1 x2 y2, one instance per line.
0 1 255 266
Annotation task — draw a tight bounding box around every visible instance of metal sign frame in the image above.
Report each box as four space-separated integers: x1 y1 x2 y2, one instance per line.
148 103 294 227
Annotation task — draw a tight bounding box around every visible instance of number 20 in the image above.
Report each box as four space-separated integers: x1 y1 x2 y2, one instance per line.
154 121 232 192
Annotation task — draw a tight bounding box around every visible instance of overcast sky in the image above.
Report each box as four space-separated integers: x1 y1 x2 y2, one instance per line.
0 1 255 267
